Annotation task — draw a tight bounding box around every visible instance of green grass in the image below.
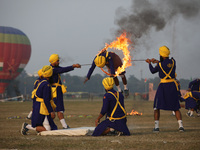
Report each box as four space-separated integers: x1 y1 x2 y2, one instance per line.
0 99 200 150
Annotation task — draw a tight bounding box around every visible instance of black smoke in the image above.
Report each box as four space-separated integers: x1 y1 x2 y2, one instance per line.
114 0 200 46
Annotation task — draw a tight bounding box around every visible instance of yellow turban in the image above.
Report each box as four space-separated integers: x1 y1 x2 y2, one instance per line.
159 46 170 57
42 65 53 78
102 77 115 90
49 54 59 64
37 69 43 77
94 56 106 68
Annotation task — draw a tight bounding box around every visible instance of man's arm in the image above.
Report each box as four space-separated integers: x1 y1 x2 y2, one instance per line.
95 113 104 127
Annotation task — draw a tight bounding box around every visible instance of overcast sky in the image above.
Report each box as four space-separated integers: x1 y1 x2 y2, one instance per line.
1 0 200 80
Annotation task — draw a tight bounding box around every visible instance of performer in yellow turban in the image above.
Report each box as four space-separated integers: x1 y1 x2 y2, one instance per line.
84 50 129 97
92 77 130 136
49 54 81 129
26 69 44 120
145 46 184 132
21 65 57 135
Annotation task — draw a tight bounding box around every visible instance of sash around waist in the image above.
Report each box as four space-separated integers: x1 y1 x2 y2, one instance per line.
160 78 179 91
160 78 175 83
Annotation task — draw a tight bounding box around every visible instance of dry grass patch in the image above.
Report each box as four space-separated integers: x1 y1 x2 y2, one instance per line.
0 99 199 150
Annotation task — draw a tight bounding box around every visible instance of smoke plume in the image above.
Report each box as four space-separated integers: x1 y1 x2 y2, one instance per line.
115 0 200 47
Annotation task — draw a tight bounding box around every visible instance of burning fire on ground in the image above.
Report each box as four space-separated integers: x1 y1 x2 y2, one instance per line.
97 32 132 76
127 109 143 116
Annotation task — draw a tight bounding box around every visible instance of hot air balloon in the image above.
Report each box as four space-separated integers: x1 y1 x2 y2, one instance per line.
0 26 31 94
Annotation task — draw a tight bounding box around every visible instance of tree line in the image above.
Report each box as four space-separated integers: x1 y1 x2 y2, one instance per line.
5 70 192 98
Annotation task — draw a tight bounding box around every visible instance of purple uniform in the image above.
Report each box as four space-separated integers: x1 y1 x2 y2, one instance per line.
92 89 130 136
50 65 74 112
185 97 198 110
185 79 200 110
191 91 200 110
191 91 200 100
149 58 181 110
87 51 124 79
31 79 57 130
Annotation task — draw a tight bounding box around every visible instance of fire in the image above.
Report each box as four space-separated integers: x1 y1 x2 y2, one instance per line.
97 32 132 76
127 109 143 116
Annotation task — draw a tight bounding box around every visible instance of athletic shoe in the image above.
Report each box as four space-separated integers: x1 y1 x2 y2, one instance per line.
186 112 190 117
153 128 159 133
124 89 129 97
189 114 195 118
171 111 175 116
63 125 70 129
21 122 29 135
186 112 195 118
179 127 185 132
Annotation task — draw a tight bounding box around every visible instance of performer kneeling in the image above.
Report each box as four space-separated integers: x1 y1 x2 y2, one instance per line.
92 77 130 136
21 65 57 135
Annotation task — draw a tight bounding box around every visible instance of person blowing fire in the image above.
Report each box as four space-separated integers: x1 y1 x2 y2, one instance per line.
145 46 184 132
84 50 129 97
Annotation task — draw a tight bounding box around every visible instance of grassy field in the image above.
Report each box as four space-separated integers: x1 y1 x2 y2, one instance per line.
0 98 200 150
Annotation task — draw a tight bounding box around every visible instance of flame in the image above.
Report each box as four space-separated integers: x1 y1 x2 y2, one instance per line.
97 32 132 76
127 109 143 116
